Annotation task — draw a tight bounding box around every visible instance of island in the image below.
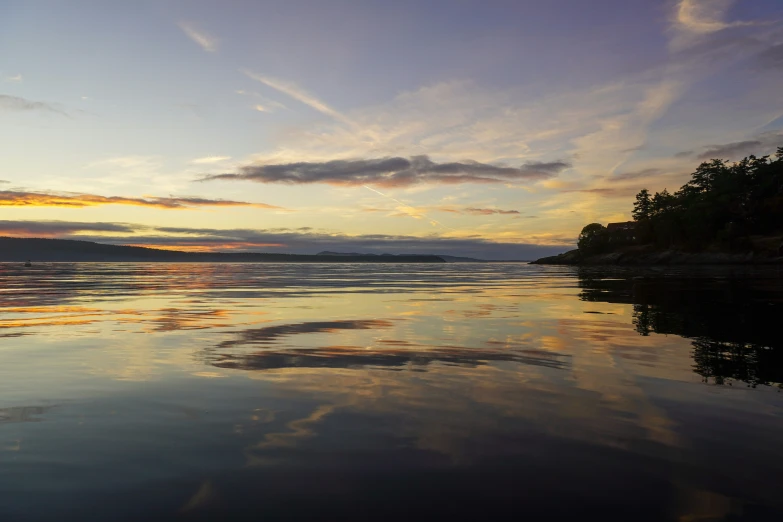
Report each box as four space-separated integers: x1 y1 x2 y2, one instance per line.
0 238 445 263
533 147 783 265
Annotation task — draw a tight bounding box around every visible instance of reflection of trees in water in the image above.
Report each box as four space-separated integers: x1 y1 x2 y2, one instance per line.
691 339 783 388
578 268 783 387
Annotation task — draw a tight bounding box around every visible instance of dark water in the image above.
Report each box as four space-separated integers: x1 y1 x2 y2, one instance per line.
1 263 782 521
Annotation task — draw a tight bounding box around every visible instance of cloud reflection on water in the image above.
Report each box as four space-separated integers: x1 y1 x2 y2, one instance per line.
2 264 783 520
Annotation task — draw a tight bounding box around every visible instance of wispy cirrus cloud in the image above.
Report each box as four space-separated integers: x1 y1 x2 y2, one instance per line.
4 74 22 83
561 187 641 198
0 94 68 116
0 190 283 210
372 206 519 216
201 156 570 188
235 90 287 112
610 168 665 182
243 70 351 125
177 21 219 53
460 207 520 216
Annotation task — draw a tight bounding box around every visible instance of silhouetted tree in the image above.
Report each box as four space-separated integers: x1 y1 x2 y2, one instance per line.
577 223 609 255
632 188 652 221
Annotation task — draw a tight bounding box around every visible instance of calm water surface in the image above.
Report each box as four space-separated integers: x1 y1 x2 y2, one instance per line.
1 263 782 521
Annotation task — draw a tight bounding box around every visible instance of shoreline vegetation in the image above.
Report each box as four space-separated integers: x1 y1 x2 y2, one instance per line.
0 238 446 263
534 147 783 265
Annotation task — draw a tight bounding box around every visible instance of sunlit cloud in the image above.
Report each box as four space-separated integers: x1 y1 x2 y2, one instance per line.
235 89 287 111
177 21 219 53
201 156 570 187
0 190 282 210
672 0 757 36
366 206 520 216
4 74 22 83
190 156 232 165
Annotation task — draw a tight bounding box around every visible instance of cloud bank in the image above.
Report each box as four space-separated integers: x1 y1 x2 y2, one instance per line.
202 156 570 187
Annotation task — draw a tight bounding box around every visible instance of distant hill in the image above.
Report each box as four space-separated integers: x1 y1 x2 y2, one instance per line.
0 238 445 263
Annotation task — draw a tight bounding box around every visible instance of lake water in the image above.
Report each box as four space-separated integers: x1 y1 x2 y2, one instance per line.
1 263 782 521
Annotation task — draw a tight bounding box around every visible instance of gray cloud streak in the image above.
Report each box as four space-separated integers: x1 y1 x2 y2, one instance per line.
0 95 68 116
673 131 783 160
694 132 783 159
200 156 571 187
0 220 138 236
611 168 664 181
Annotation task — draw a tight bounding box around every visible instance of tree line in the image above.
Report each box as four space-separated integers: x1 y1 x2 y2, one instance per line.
578 147 783 254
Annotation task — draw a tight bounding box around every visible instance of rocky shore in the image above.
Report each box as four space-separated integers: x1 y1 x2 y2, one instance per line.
531 248 783 265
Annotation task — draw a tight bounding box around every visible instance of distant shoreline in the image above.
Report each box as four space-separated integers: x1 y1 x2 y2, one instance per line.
0 237 446 263
0 237 531 263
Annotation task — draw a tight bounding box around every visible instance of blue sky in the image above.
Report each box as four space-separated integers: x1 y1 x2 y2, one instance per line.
1 0 782 259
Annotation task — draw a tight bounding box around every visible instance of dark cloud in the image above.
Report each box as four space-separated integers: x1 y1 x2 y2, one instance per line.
757 43 783 68
0 94 68 116
0 180 8 184
0 190 280 210
0 220 137 236
695 132 783 160
201 156 571 187
697 140 763 160
674 132 783 161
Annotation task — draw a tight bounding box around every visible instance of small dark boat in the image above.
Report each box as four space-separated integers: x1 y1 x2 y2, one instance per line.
24 260 32 267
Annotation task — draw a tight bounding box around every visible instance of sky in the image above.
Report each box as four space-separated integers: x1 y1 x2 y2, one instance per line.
1 0 782 259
